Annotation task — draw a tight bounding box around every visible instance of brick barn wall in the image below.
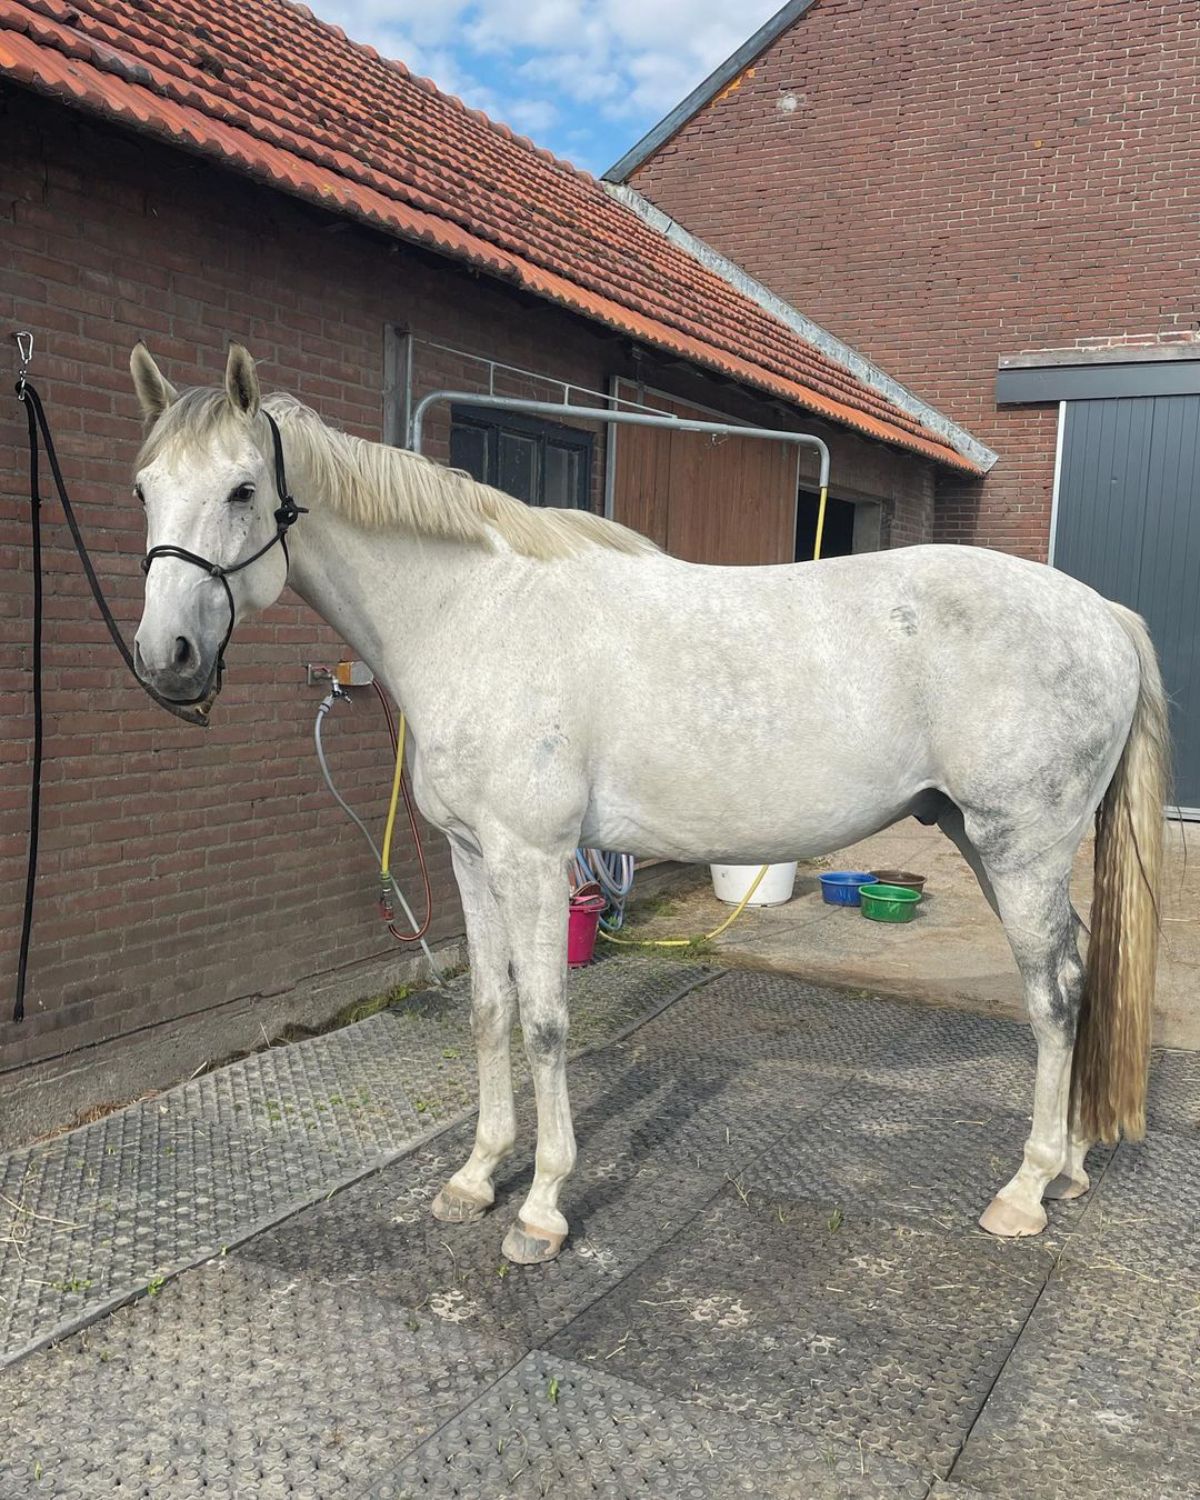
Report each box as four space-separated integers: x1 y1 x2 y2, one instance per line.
627 0 1200 559
0 88 640 1079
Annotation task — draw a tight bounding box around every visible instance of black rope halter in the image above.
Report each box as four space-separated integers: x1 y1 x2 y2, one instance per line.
140 411 307 705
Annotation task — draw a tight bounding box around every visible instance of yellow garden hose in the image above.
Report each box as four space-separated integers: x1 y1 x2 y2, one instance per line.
600 482 829 951
599 860 769 948
380 710 407 880
813 482 829 564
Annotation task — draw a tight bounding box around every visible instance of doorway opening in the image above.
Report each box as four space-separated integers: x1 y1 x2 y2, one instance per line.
796 487 856 560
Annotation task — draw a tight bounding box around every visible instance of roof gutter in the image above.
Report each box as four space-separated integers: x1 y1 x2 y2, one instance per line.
607 185 998 474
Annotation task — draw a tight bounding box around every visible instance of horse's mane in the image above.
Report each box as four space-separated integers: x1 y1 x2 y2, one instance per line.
137 390 657 561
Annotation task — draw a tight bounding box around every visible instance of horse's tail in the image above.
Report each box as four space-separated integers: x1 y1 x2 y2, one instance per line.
1072 603 1169 1143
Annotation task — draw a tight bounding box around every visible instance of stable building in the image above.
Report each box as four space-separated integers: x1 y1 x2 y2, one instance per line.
0 0 983 1106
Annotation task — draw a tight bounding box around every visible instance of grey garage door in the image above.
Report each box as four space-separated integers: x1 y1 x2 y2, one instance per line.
1053 394 1200 810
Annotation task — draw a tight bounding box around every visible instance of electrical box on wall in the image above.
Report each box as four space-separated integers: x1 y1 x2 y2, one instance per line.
307 661 375 687
334 660 374 687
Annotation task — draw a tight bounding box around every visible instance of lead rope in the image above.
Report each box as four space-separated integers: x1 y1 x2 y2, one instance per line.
14 346 43 1024
12 344 211 1023
17 382 213 729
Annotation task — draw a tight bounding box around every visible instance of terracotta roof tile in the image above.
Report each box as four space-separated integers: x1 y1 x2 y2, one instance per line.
0 0 980 471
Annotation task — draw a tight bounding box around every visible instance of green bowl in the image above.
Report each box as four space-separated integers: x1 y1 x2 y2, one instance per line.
859 882 922 923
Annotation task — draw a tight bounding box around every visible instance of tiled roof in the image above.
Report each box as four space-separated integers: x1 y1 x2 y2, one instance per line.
0 0 980 472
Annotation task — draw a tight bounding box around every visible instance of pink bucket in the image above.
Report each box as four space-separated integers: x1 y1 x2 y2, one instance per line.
567 892 606 967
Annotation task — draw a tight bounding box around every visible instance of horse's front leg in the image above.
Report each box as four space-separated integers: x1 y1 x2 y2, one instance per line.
485 833 577 1266
431 842 517 1224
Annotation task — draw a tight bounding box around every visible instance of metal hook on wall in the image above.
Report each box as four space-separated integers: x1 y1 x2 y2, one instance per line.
14 330 33 397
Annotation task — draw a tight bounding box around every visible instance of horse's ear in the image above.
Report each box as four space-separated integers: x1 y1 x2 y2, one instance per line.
130 342 178 422
224 343 261 417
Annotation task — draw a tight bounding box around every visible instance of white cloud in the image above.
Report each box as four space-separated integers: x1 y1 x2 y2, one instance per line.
515 51 623 106
465 0 602 53
334 0 472 50
505 97 561 134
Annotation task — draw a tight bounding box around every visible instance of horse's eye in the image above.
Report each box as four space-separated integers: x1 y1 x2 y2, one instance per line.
229 483 255 503
134 484 145 506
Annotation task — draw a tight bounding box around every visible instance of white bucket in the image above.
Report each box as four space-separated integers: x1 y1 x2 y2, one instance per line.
710 861 798 907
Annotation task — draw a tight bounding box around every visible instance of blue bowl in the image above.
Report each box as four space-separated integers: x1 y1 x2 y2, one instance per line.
819 871 879 907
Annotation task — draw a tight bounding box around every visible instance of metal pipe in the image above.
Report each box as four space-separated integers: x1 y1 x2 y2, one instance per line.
408 389 831 490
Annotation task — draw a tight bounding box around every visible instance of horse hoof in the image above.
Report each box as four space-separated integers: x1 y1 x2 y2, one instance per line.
501 1217 566 1265
1044 1170 1090 1201
979 1194 1047 1238
431 1186 491 1224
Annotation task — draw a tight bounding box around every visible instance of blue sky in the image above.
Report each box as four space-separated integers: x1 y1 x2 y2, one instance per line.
311 1 783 177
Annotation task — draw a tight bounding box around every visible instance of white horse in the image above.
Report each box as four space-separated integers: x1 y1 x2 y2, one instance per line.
129 345 1168 1264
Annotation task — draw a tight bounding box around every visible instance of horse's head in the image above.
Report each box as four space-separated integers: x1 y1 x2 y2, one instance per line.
130 343 293 705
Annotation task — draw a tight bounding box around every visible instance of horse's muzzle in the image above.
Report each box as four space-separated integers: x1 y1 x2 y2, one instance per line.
132 637 222 713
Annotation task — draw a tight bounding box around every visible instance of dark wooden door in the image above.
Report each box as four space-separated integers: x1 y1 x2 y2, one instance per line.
1053 394 1200 809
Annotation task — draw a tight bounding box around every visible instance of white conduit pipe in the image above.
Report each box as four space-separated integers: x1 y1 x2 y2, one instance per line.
314 692 445 985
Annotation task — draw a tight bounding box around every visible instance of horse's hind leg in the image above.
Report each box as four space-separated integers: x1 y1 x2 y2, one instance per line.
432 843 517 1224
938 802 1094 1221
977 851 1087 1238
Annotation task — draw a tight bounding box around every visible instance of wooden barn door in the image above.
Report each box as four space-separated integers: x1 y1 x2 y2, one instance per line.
609 383 799 565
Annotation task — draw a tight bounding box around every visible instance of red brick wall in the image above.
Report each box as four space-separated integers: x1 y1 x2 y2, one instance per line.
0 89 640 1076
627 0 1200 558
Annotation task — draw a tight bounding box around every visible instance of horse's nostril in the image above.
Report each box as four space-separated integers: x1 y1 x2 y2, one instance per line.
173 636 193 669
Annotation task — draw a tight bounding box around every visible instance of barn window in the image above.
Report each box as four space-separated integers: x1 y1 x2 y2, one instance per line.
449 405 593 509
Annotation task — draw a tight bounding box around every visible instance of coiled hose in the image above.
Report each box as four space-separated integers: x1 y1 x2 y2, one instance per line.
572 849 636 931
